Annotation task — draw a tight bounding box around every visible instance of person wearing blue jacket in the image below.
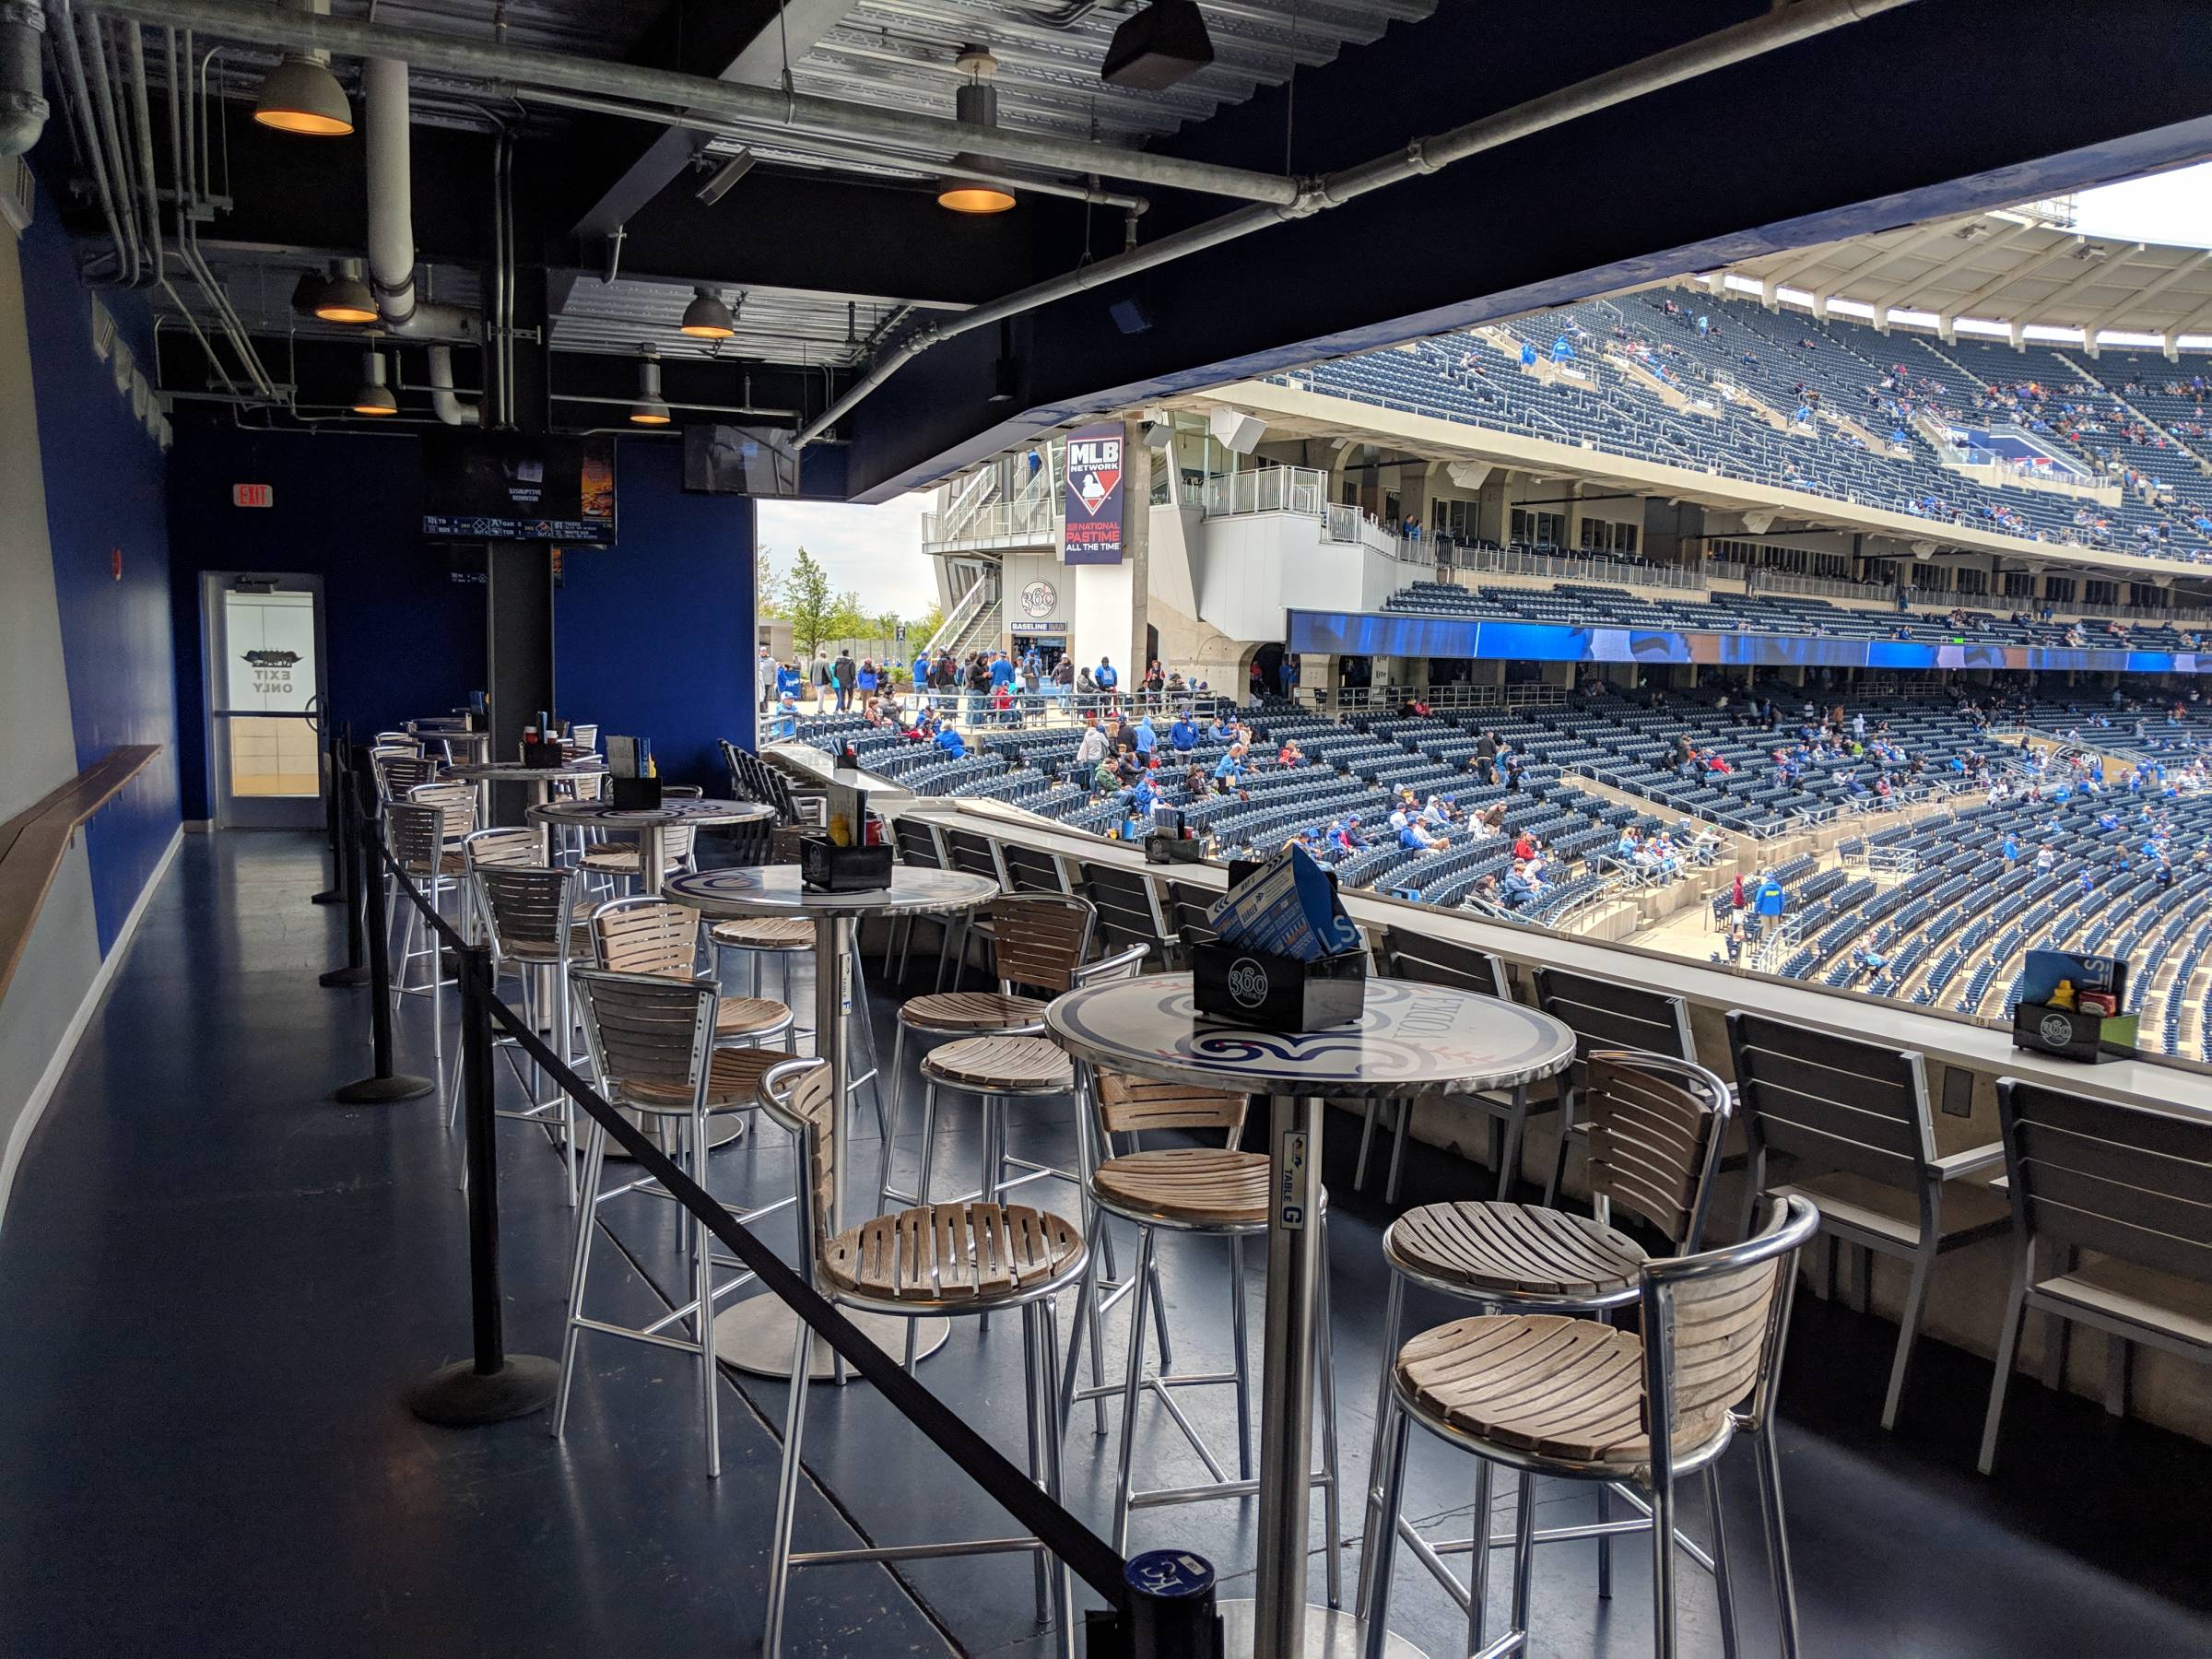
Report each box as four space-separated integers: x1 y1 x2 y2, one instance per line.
1169 712 1198 752
933 720 966 759
1752 874 1786 934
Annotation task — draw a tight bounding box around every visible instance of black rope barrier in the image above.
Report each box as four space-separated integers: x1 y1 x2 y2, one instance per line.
365 818 1140 1620
333 761 433 1105
316 759 371 990
310 715 346 906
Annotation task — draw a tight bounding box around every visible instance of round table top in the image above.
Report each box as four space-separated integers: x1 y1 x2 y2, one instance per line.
413 717 477 732
527 797 773 828
1045 973 1577 1100
449 759 606 782
660 863 999 920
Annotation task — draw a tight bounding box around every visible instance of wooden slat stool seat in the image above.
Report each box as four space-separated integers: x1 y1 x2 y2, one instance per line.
900 989 1050 1034
820 1202 1084 1302
756 1062 1087 1659
1365 1196 1821 1659
1357 1051 1734 1643
922 1034 1074 1093
1385 1201 1648 1301
1397 1315 1727 1469
1060 1069 1342 1607
1092 1147 1269 1228
712 994 792 1041
709 916 814 1010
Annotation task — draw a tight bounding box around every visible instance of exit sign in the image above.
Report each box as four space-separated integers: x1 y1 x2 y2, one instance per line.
232 484 274 509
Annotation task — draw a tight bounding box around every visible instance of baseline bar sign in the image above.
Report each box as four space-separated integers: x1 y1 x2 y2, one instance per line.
1063 422 1126 565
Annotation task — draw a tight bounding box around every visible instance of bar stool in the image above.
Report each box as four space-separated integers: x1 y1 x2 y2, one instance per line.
587 896 794 1054
385 795 475 1082
1354 1052 1734 1646
711 916 813 1006
1066 1069 1342 1606
755 1059 1088 1659
1362 1194 1821 1659
582 820 697 898
469 862 591 1201
554 971 800 1479
877 894 1096 1218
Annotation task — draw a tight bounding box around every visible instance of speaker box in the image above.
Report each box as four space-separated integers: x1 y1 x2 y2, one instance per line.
1109 295 1154 335
1101 1 1215 91
1207 408 1266 453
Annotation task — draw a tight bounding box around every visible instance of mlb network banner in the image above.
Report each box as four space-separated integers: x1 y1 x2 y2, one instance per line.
1287 610 2212 677
1063 422 1126 565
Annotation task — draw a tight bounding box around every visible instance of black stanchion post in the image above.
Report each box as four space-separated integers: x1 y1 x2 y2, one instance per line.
333 792 434 1103
310 717 344 905
1088 1549 1223 1659
317 765 371 990
409 943 557 1425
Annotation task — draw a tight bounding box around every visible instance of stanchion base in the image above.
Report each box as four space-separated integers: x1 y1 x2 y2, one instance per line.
311 888 344 905
408 1354 559 1426
334 1073 436 1104
1218 1603 1430 1657
715 1297 948 1381
318 966 371 988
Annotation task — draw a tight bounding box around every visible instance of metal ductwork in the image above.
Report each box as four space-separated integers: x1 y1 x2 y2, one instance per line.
425 343 478 425
0 1 48 157
363 55 474 338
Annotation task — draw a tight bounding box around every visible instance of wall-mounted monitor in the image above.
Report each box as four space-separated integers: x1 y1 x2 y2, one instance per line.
421 435 617 543
683 424 801 498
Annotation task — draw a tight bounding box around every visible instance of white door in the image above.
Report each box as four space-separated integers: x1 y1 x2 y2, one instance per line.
204 572 328 829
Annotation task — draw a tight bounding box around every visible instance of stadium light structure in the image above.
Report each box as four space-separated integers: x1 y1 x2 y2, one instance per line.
253 53 353 135
679 287 739 339
310 259 379 325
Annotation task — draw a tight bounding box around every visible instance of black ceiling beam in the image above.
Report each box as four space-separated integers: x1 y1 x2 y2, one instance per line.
836 0 2212 500
601 166 1077 308
562 0 858 245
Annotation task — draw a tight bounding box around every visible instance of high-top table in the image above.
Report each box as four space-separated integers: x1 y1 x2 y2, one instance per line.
445 758 606 855
1046 973 1578 1659
525 795 771 892
661 862 1002 1380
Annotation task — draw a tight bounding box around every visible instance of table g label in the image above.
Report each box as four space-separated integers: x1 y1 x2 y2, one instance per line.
1277 1129 1309 1230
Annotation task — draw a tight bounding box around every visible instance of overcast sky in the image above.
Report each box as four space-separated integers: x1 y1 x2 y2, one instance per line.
758 494 935 622
747 167 2212 622
2071 160 2212 246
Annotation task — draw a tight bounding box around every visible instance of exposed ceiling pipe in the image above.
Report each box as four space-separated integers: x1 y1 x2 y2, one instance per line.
44 1 131 276
83 0 1299 205
0 1 49 156
513 85 1152 216
796 0 1922 448
425 343 480 425
363 56 476 339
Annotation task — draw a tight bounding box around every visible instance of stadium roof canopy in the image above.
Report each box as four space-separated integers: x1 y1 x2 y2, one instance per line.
1714 202 2212 355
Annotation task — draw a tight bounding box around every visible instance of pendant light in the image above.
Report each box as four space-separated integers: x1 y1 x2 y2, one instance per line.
938 49 1016 214
253 53 353 136
351 349 397 417
313 258 378 325
679 287 738 339
629 352 672 425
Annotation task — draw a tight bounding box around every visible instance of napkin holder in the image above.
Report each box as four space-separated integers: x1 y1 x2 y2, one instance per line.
610 775 664 810
1191 940 1366 1032
2009 948 2136 1063
799 832 893 892
521 739 565 769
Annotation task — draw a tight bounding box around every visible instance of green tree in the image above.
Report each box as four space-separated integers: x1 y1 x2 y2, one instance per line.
784 547 836 656
909 600 944 650
826 589 873 646
755 548 783 619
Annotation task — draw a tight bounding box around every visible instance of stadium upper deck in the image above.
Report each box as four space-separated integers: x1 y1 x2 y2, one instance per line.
1266 289 2212 565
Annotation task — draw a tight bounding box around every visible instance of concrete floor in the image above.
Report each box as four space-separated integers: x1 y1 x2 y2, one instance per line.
0 832 2206 1657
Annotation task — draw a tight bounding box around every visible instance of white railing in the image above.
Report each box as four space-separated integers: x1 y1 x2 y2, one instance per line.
1304 681 1568 713
1453 543 1706 592
1203 464 1332 519
924 578 991 657
924 497 1060 547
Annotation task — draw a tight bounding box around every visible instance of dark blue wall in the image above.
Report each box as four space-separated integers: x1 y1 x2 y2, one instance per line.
166 426 487 819
18 186 182 951
555 439 756 788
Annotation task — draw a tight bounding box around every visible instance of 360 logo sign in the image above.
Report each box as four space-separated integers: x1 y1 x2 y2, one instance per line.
1226 958 1271 1009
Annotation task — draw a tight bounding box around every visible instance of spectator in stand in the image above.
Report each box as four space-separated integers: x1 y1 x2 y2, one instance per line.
1277 737 1306 767
831 649 858 713
1133 714 1158 758
1332 816 1367 853
1075 716 1109 769
1502 748 1524 793
932 716 966 759
756 644 779 713
1249 659 1267 704
1094 656 1120 697
1211 711 1241 745
1169 711 1199 753
1752 873 1787 935
1212 743 1249 789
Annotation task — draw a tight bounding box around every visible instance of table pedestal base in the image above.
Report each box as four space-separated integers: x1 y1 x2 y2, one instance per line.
715 1296 948 1381
1218 1601 1430 1657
